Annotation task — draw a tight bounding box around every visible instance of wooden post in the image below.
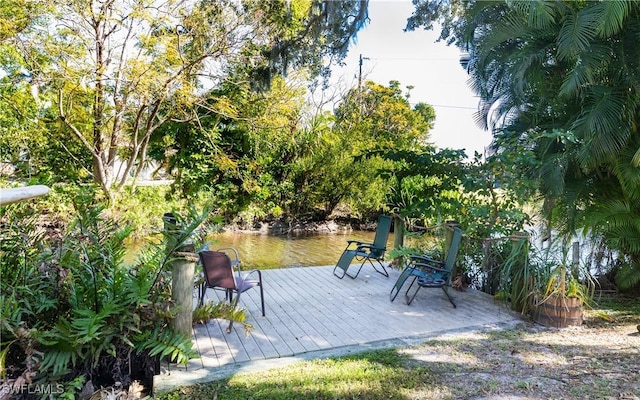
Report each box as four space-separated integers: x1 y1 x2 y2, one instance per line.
163 212 197 337
171 252 197 337
508 232 530 313
571 241 580 278
393 216 404 249
393 215 404 267
445 220 460 278
482 238 492 293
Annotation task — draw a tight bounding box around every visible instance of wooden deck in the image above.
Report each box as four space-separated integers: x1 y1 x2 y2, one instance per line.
154 264 522 393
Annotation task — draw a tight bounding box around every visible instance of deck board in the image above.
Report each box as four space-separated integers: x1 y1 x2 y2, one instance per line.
275 268 357 347
156 264 522 393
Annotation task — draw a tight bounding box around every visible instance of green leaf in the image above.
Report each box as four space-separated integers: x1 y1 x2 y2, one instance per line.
557 8 599 61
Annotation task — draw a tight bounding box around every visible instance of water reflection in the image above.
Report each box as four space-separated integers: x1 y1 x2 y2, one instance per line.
203 231 393 269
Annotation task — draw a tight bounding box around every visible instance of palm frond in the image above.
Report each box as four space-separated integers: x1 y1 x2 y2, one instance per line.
574 87 629 167
614 263 640 290
588 199 632 229
593 0 633 38
537 150 568 198
612 150 640 202
508 0 557 30
556 8 599 61
631 147 640 168
477 12 530 52
135 327 197 365
559 44 609 97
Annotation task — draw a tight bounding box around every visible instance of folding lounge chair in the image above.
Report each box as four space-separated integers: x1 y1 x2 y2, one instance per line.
390 227 463 308
197 247 265 333
333 215 392 279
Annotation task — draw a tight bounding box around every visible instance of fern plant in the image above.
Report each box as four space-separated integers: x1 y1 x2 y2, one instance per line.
192 302 253 336
1 196 213 396
0 206 60 382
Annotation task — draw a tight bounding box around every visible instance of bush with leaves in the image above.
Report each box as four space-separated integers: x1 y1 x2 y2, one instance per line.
0 196 216 396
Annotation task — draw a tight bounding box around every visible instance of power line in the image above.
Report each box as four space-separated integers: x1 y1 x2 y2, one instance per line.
416 103 478 110
368 57 459 62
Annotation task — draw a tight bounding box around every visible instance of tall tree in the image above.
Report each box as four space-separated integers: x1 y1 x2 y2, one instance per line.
407 0 640 288
0 0 48 41
333 80 437 214
2 0 369 201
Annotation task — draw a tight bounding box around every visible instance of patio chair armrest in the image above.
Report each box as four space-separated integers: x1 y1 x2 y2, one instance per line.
413 262 449 275
242 269 263 282
409 254 443 265
347 239 370 246
346 240 372 251
356 243 385 252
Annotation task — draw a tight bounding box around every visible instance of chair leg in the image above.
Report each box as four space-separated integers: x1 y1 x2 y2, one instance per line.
257 271 265 316
344 263 363 279
404 276 422 305
259 284 265 316
370 258 389 277
350 255 387 278
198 283 206 307
333 265 347 279
227 291 242 334
390 267 413 302
442 286 457 308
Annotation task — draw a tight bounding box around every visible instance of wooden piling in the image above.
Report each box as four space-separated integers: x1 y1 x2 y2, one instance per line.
171 251 198 337
445 220 460 278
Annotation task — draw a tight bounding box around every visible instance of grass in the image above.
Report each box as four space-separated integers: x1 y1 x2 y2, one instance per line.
153 295 640 400
156 350 436 400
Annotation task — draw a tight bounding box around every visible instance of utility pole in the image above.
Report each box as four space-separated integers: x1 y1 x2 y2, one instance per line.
358 54 369 88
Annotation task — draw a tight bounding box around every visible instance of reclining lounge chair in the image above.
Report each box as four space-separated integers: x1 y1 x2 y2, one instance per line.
389 226 463 308
333 215 392 279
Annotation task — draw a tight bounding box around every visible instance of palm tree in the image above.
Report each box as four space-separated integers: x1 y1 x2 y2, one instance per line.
410 0 640 289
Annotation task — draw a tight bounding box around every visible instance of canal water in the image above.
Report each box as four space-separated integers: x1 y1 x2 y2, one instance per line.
201 231 394 269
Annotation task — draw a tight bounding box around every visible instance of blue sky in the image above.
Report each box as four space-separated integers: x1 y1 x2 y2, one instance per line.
332 0 492 158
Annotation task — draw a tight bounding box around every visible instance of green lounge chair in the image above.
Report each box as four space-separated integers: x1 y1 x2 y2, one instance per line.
390 227 463 308
333 215 392 279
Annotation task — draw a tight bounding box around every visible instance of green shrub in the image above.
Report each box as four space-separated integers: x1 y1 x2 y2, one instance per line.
0 197 213 396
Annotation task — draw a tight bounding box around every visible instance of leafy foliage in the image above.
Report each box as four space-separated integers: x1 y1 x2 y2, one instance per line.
408 0 640 290
242 0 370 88
0 1 369 201
155 78 439 223
0 197 215 395
333 80 438 217
192 302 253 337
